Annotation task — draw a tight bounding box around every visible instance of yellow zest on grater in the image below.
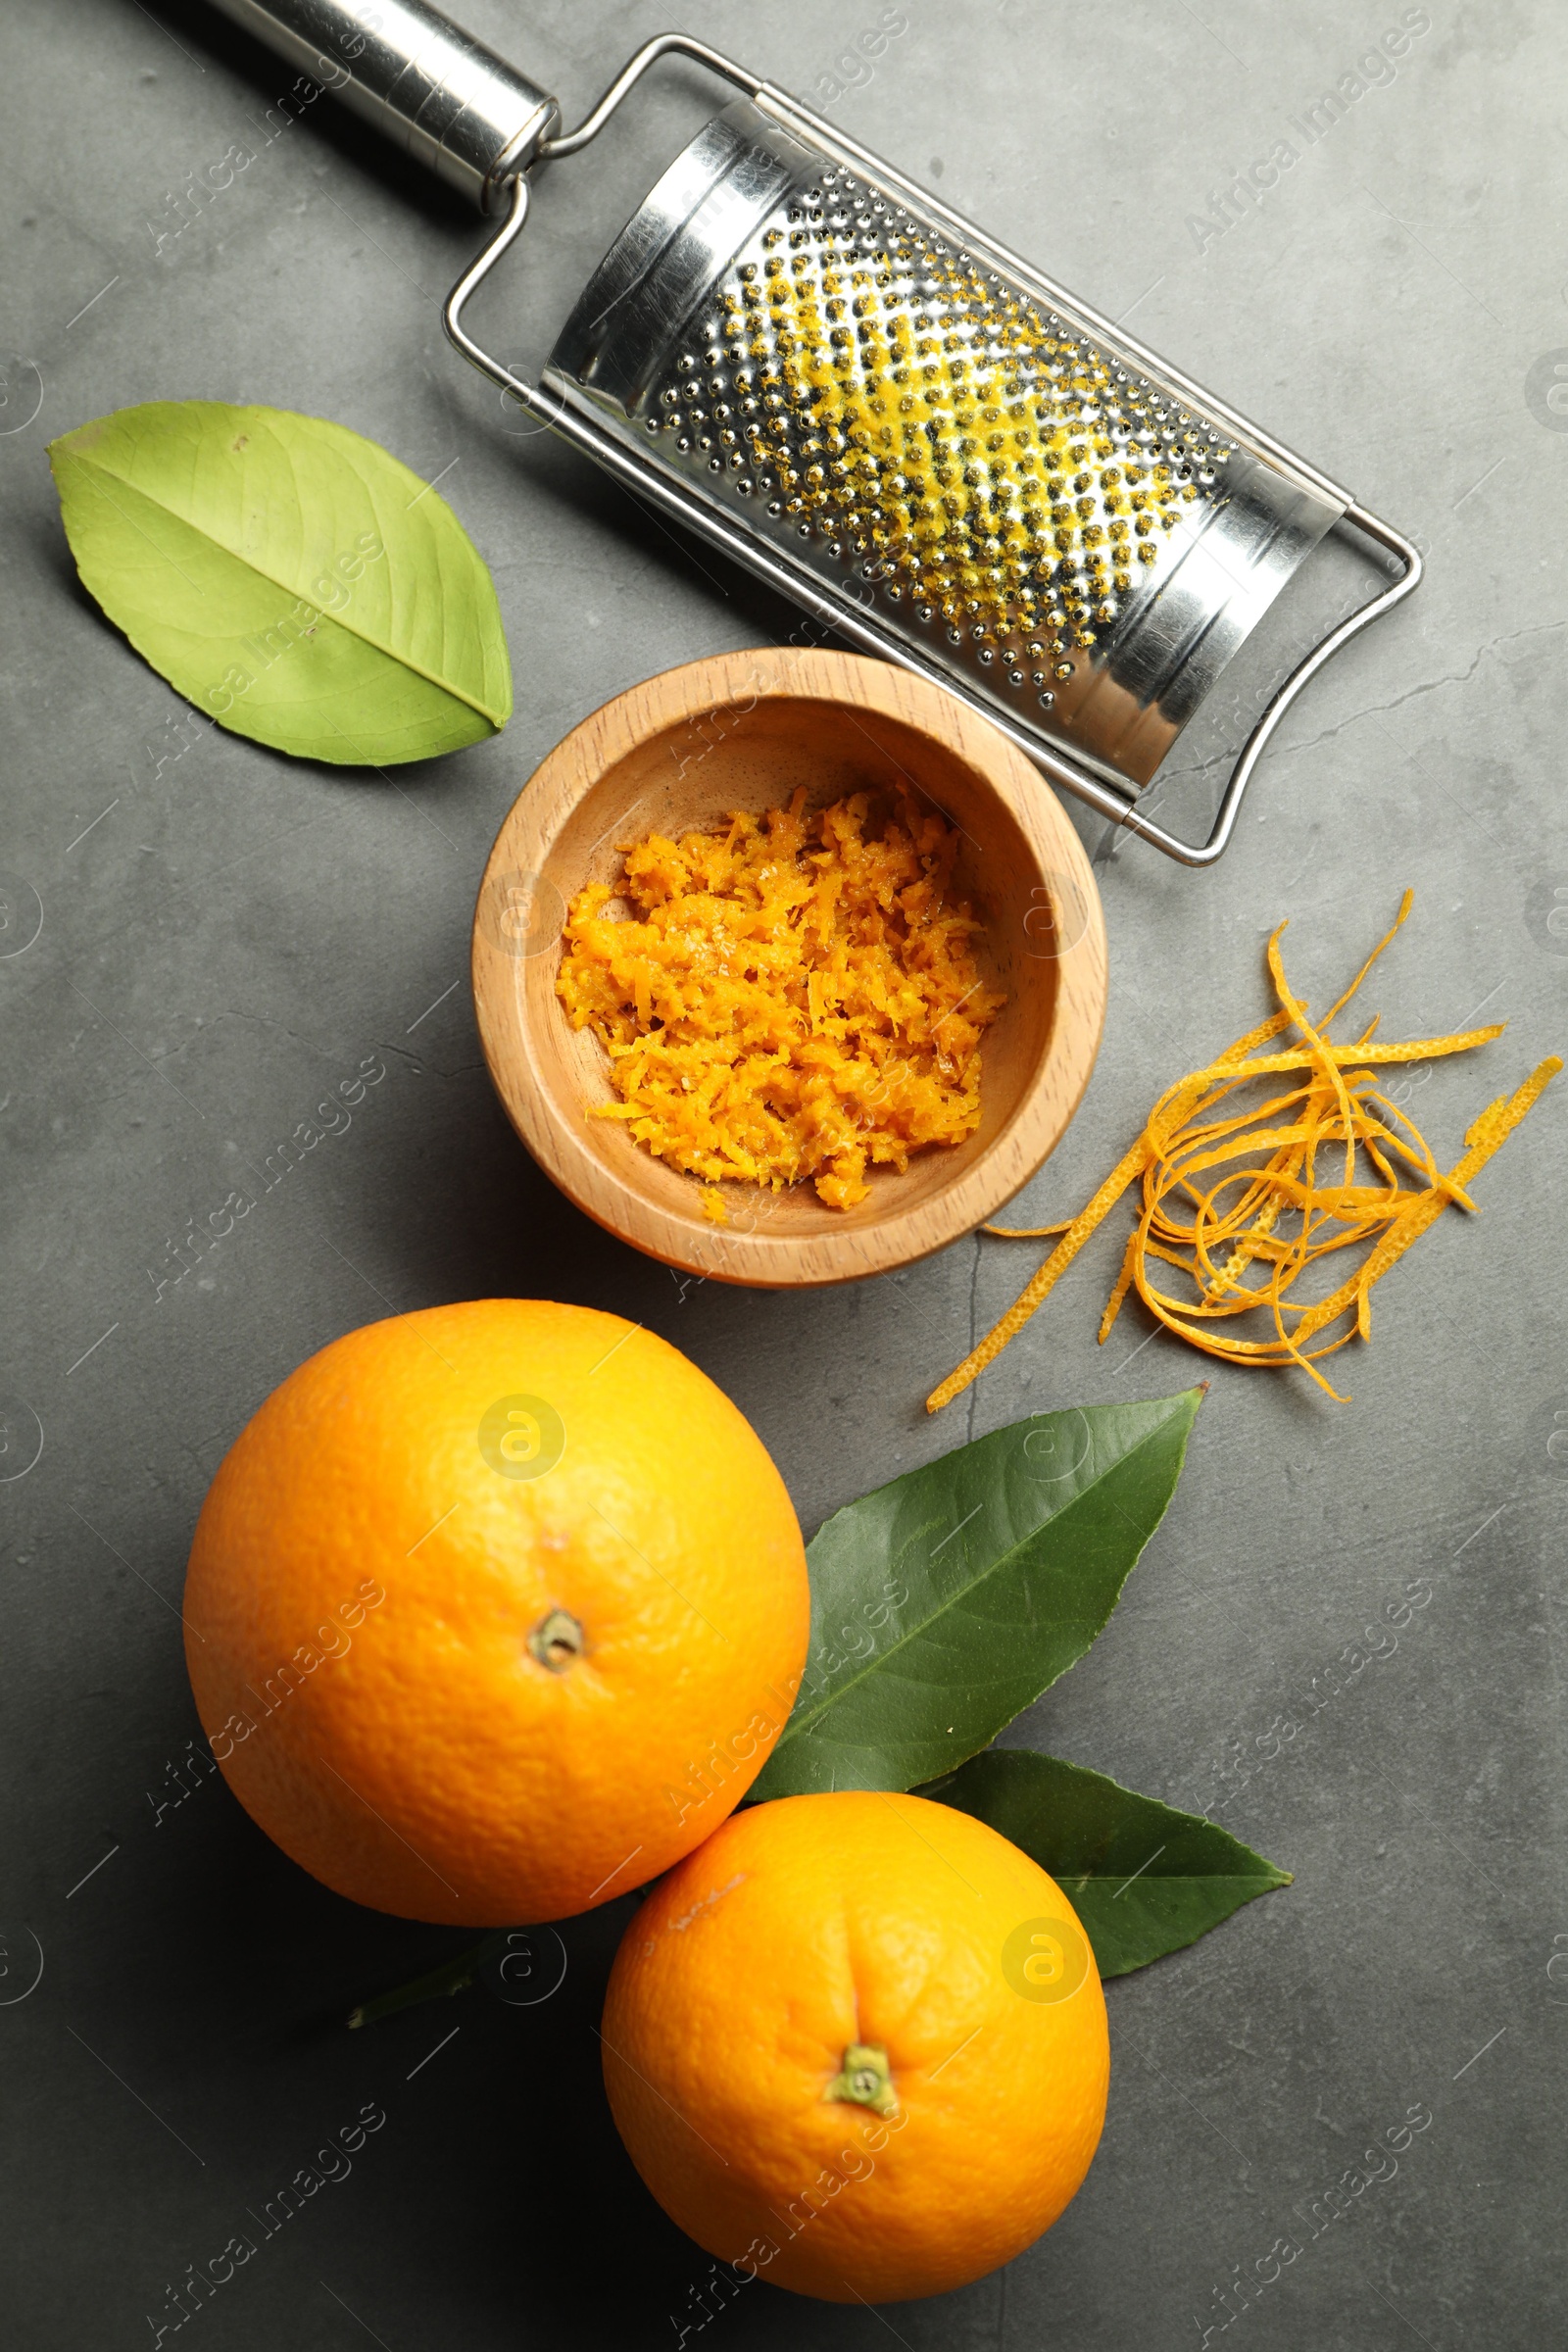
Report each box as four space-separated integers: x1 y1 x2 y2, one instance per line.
210 4 1421 866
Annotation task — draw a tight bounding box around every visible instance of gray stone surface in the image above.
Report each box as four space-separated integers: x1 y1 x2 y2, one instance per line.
2 1 1564 2344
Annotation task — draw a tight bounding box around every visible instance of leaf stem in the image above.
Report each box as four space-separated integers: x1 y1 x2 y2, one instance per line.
346 1932 511 2030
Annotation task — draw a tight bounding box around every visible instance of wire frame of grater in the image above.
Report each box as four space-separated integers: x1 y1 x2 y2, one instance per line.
545 103 1345 796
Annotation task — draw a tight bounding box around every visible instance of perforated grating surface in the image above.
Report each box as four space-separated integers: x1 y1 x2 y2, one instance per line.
640 162 1238 717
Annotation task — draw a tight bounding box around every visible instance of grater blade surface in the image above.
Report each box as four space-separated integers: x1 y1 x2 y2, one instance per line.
548 103 1343 792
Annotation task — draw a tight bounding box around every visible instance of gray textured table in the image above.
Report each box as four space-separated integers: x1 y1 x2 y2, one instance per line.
3 3 1564 2346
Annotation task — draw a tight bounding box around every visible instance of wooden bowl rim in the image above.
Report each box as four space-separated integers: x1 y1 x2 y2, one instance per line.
470 649 1107 1287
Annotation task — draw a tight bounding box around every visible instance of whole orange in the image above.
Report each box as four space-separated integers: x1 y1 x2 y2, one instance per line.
183 1300 808 1924
601 1790 1108 2303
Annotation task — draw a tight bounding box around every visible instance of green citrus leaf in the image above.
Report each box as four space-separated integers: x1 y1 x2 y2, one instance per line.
49 400 512 764
749 1391 1203 1801
925 1748 1292 1976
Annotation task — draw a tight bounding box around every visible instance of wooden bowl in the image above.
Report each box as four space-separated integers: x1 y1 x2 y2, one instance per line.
471 650 1106 1287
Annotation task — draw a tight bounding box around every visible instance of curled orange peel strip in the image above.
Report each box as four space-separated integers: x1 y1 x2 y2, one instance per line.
927 893 1561 1414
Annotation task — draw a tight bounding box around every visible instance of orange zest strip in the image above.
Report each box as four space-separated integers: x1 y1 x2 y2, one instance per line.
1321 886 1412 1025
927 891 1560 1413
1285 1056 1563 1351
981 1219 1075 1238
1098 1230 1141 1343
925 1137 1151 1412
1173 1030 1505 1080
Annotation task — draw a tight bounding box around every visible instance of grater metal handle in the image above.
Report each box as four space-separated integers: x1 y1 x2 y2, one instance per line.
201 6 760 209
203 0 560 209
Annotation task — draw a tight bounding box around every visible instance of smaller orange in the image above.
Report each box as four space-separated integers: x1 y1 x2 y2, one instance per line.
602 1790 1108 2303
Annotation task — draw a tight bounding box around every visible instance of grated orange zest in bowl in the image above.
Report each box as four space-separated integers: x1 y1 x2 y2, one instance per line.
556 788 1004 1210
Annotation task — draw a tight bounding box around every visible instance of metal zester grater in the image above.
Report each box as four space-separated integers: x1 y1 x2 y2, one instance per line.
207 3 1421 864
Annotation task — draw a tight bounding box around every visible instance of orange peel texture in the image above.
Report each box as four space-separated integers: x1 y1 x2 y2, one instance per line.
929 892 1560 1410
